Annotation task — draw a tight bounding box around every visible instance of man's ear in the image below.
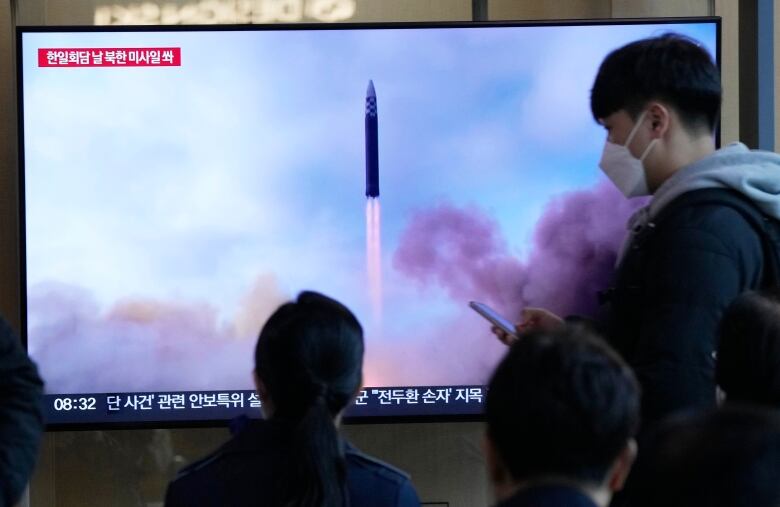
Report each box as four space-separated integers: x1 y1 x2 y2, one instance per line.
646 102 671 138
607 439 638 492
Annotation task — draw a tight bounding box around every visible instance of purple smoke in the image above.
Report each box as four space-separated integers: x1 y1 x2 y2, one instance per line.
393 180 647 319
27 180 646 395
28 277 288 394
391 203 526 315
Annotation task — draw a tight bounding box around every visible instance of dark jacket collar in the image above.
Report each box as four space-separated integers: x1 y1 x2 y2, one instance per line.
223 417 357 455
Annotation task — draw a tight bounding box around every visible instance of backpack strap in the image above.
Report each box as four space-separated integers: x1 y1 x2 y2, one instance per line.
651 188 780 288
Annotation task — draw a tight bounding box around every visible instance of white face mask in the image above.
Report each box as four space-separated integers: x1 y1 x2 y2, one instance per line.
598 111 658 197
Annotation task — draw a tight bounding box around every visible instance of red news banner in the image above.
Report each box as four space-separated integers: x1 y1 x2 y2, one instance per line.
38 47 181 67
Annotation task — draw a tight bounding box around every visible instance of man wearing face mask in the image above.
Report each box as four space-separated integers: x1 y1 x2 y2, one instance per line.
496 34 780 427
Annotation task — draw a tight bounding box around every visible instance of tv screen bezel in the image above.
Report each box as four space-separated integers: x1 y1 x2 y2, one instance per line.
16 17 722 430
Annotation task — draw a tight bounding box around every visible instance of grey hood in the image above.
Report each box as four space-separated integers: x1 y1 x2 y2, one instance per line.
617 142 780 265
649 142 780 220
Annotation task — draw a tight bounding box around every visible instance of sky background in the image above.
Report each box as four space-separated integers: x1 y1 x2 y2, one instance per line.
21 23 717 396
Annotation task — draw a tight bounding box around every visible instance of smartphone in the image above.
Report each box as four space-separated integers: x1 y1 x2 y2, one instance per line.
469 301 517 337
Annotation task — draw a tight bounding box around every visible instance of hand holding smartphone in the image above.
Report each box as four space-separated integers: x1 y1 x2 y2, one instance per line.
469 301 517 339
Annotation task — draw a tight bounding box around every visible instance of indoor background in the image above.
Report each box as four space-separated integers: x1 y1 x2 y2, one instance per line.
0 1 776 505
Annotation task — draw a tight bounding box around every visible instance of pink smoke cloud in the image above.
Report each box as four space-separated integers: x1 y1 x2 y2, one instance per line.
391 202 526 315
393 180 648 320
370 180 646 387
29 180 644 396
363 313 505 387
28 276 288 394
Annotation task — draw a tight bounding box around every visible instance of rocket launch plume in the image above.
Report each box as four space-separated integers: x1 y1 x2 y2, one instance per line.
366 198 383 323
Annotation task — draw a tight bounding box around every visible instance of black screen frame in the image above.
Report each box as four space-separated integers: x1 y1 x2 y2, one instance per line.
16 17 722 430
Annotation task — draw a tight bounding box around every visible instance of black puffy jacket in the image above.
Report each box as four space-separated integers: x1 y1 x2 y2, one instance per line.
602 188 764 426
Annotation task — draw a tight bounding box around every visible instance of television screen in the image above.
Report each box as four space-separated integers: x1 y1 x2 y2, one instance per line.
18 19 719 426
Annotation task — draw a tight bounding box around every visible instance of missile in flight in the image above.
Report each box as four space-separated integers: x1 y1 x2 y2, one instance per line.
365 79 379 198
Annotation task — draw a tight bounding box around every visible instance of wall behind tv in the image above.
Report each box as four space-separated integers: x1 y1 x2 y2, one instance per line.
0 1 771 506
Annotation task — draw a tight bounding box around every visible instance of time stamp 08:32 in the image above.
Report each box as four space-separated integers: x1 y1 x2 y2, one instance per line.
53 397 97 411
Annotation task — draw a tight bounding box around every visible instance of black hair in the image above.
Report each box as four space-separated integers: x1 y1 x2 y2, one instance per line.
630 406 780 507
590 33 721 133
716 289 780 406
255 291 364 507
485 326 640 485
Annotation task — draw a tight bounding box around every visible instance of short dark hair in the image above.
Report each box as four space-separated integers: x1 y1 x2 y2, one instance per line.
485 327 640 485
716 290 780 406
590 33 721 133
630 406 780 507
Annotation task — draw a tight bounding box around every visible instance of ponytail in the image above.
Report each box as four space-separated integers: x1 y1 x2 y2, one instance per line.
282 392 348 507
256 291 363 507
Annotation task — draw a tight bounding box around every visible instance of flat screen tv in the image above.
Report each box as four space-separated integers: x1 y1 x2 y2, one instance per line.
18 18 719 427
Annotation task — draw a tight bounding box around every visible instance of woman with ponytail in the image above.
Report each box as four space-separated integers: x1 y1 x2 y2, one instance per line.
165 291 421 507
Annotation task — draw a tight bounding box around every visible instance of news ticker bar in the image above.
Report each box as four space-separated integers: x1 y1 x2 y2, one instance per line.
44 385 487 424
